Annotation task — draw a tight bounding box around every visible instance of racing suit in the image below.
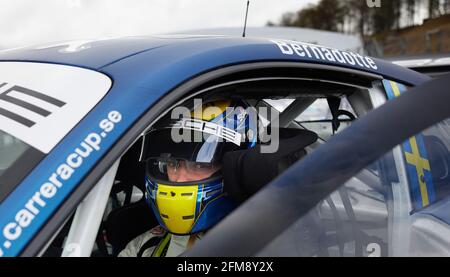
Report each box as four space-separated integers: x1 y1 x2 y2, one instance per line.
118 226 201 257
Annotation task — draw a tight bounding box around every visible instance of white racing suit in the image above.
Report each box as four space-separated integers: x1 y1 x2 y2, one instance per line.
118 226 201 257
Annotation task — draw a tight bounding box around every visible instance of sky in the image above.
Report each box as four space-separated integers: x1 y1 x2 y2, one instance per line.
0 0 317 49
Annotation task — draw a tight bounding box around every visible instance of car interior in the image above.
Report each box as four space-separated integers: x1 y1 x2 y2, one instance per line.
42 71 389 257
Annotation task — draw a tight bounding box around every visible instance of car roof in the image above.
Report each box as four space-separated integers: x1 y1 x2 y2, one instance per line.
0 36 429 87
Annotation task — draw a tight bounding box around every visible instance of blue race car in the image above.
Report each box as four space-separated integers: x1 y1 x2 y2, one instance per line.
0 36 448 257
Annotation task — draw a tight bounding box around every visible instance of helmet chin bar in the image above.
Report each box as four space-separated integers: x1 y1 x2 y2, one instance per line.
222 128 318 203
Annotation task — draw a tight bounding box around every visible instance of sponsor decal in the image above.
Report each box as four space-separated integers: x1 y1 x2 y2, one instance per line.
0 83 66 127
0 62 111 153
0 111 122 257
271 39 378 71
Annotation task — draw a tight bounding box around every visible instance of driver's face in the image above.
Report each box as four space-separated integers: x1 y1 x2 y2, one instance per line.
167 160 220 182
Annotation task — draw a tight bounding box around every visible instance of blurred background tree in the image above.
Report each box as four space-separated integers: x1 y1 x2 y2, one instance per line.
428 0 442 18
271 0 450 37
269 0 450 56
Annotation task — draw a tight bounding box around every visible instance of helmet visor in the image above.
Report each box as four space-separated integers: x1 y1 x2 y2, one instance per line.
148 157 221 183
141 127 243 164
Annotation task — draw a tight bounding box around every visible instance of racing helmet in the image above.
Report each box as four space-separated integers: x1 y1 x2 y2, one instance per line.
140 99 258 235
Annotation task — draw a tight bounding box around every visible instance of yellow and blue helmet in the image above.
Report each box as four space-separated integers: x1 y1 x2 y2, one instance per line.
141 99 257 235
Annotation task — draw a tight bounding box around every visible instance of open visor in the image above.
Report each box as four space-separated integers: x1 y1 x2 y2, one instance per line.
141 127 244 164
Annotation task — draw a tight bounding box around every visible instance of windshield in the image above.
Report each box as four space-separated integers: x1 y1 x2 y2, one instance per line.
0 130 44 202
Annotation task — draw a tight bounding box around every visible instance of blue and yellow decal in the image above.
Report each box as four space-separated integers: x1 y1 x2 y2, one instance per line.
383 80 436 210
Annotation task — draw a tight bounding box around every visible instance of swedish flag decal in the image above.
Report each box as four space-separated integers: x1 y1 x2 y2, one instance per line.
383 80 436 210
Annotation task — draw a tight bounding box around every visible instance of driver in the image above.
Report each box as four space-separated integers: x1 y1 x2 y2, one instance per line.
118 99 257 257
